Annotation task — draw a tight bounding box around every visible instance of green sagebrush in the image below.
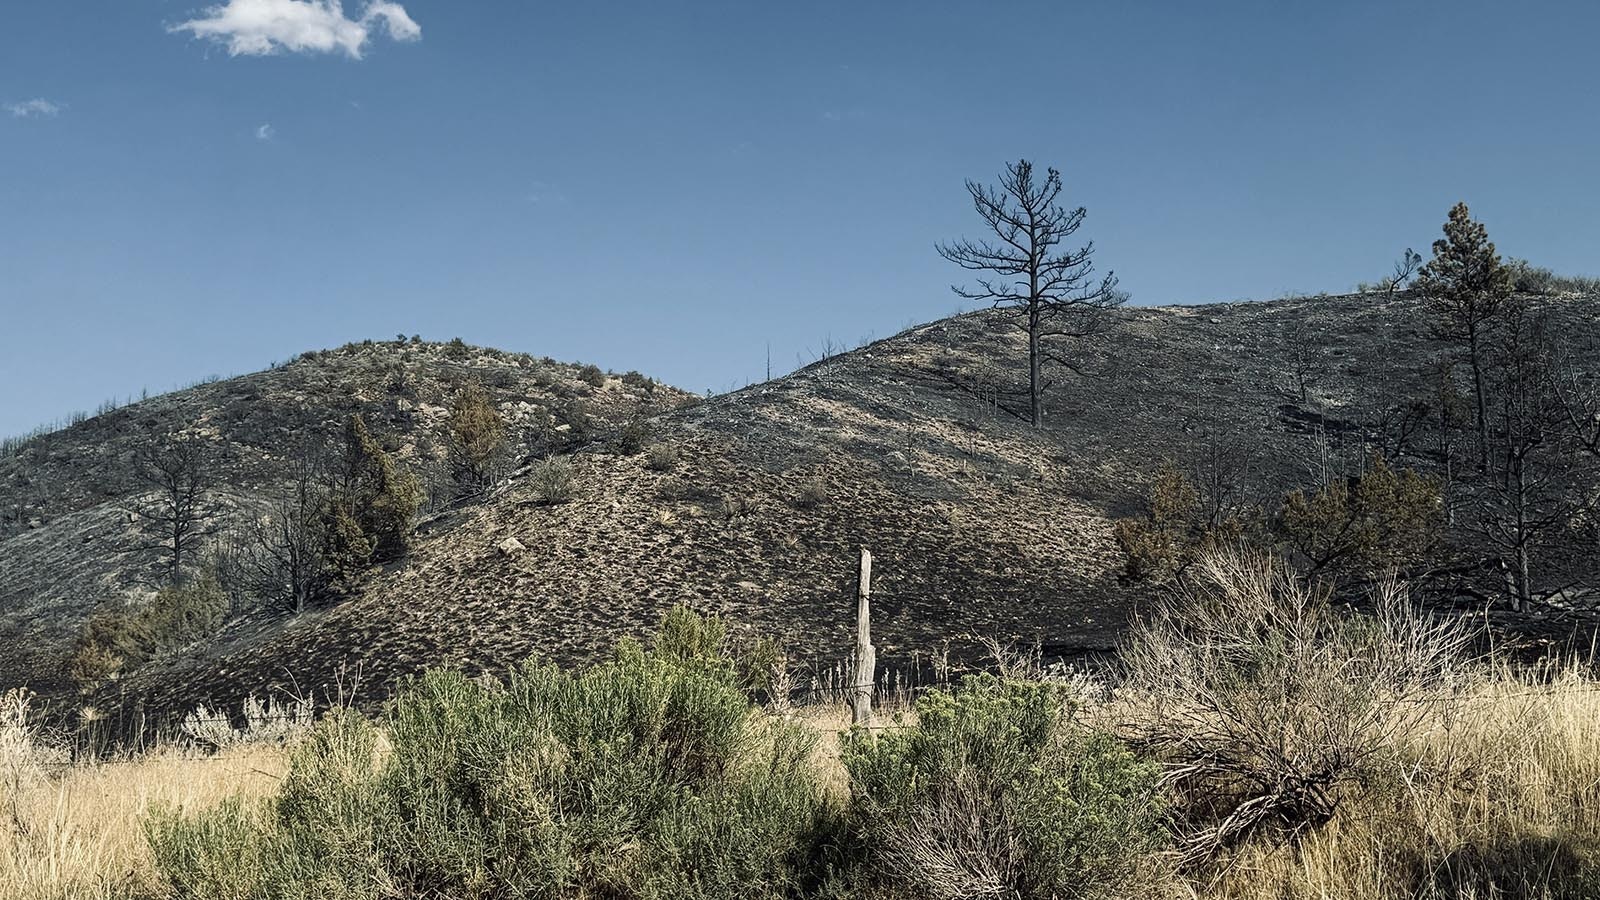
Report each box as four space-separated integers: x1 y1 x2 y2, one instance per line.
147 610 830 900
842 675 1166 900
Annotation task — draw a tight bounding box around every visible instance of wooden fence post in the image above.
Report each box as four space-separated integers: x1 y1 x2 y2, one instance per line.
852 547 876 727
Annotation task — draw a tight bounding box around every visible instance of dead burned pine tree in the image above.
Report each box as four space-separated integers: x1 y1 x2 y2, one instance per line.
235 439 333 615
1472 307 1591 612
1384 247 1423 298
937 159 1126 428
125 437 221 585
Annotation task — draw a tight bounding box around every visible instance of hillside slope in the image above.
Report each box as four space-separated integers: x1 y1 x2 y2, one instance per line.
0 340 688 696
112 290 1600 722
11 291 1600 724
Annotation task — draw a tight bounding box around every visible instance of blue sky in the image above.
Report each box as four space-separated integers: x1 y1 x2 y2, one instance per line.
2 1 1597 437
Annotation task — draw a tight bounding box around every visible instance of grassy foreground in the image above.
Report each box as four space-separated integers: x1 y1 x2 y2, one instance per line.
6 602 1600 898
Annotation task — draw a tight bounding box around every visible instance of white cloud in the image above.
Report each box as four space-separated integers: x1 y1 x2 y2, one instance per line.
7 98 62 118
256 123 276 140
526 180 568 206
169 0 421 59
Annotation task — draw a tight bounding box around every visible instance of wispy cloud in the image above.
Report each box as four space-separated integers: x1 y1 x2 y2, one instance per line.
169 0 421 59
256 123 276 140
7 98 63 118
526 180 568 206
819 108 867 123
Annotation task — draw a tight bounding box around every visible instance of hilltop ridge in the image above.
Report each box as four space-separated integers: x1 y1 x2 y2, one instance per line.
7 290 1600 725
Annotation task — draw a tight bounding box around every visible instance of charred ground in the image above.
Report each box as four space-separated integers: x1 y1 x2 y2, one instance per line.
6 291 1600 724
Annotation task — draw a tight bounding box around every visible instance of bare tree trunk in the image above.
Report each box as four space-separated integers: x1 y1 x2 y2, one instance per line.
1512 459 1532 611
1443 449 1455 528
1028 319 1043 428
1469 327 1488 470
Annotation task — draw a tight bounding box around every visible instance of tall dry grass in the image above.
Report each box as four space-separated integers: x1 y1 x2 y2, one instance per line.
3 648 1600 898
1197 672 1600 899
1 691 286 900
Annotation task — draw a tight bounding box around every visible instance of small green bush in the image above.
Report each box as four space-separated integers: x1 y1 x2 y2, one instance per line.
577 364 607 388
644 443 678 472
614 419 652 455
531 457 576 504
556 399 595 449
147 608 832 900
844 676 1166 900
69 575 229 688
794 476 830 509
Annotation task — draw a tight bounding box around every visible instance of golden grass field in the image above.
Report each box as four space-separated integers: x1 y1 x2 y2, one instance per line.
1 734 285 900
5 676 1599 900
1201 673 1600 900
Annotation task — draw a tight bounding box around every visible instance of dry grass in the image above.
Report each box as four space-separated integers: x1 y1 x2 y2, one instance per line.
1 696 286 900
5 678 1600 899
1197 673 1600 899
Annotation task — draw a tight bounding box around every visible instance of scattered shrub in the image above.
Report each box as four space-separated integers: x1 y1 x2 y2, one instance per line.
733 636 789 707
1120 548 1468 863
845 675 1167 900
716 493 754 521
530 456 576 504
68 575 229 688
577 363 607 388
644 442 678 472
614 419 652 455
2 689 66 820
1277 454 1440 580
334 414 424 566
794 476 830 509
1112 463 1201 583
180 696 316 750
445 380 508 497
443 337 471 360
555 399 595 449
1505 258 1600 296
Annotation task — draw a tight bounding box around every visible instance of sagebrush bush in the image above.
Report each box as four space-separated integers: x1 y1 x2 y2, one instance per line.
644 442 678 472
180 696 315 750
844 675 1166 900
1120 548 1468 863
69 575 229 688
794 476 830 509
614 420 653 455
578 363 607 388
147 608 832 900
531 456 576 503
2 690 66 828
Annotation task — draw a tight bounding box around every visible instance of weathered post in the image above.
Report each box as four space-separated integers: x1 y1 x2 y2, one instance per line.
851 547 876 727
